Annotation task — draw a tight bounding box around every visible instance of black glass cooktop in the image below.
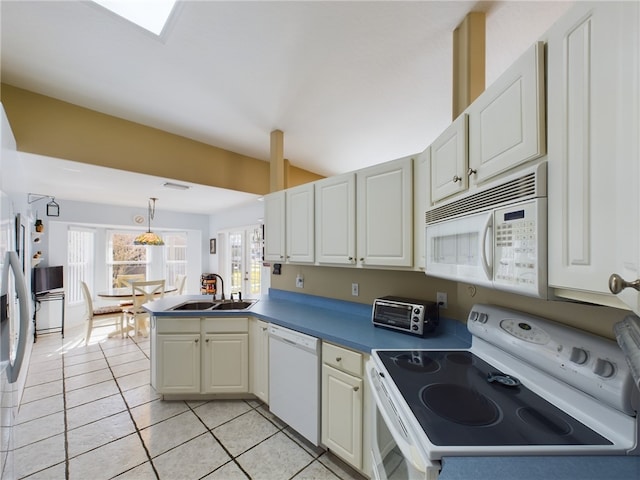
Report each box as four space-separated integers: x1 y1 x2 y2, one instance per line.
376 350 612 447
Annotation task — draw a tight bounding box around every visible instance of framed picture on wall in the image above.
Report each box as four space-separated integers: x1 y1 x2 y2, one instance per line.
210 238 216 254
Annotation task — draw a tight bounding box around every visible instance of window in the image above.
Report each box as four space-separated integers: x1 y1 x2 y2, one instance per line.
164 232 187 286
107 230 149 287
67 228 95 304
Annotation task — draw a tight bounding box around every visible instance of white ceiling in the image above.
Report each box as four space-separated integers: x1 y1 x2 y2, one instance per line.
0 0 572 214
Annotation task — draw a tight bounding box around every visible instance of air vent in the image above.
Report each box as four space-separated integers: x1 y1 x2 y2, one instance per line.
426 163 546 224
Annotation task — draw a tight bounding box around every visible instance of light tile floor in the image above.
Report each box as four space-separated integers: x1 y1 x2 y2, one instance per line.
15 325 367 480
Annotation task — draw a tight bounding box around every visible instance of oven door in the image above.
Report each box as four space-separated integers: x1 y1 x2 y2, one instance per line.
366 361 440 480
425 210 493 287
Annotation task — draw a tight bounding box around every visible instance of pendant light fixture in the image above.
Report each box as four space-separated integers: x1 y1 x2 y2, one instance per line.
134 197 164 246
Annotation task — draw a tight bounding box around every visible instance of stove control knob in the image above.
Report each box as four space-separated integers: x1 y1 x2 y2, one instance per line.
479 313 488 324
594 358 616 378
569 347 589 365
469 311 479 322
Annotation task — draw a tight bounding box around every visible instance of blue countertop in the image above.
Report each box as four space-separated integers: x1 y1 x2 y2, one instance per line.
146 288 639 478
145 288 471 352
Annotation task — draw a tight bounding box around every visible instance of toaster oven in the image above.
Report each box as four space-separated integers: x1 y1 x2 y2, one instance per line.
372 296 439 336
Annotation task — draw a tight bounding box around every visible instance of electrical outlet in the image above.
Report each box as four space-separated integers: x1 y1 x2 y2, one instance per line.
296 274 304 288
437 292 448 309
351 283 359 296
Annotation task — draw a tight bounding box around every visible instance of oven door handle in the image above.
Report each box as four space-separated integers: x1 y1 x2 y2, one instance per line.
367 366 434 475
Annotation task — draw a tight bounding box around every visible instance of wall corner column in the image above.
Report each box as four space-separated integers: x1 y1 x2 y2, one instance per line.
452 12 486 119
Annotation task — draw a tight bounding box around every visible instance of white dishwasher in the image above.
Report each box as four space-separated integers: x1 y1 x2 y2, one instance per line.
268 324 320 446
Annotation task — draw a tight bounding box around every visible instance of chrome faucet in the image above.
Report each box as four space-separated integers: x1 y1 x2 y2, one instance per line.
210 274 225 301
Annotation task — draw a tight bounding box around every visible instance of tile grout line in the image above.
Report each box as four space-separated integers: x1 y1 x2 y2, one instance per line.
100 338 161 480
62 352 70 480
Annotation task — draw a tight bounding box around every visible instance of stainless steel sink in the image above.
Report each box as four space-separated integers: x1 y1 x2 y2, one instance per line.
169 299 257 312
211 300 256 311
170 301 216 311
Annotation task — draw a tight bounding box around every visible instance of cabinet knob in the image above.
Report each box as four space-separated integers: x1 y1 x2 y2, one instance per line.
205 338 209 343
353 386 360 392
348 256 354 261
262 327 268 332
359 258 364 263
279 255 284 259
336 357 342 362
609 273 640 294
195 338 199 344
452 175 462 183
467 168 477 177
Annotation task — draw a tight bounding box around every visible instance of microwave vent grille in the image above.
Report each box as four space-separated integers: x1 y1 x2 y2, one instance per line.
426 168 541 224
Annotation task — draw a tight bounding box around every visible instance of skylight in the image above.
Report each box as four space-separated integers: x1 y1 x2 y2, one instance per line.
93 0 177 36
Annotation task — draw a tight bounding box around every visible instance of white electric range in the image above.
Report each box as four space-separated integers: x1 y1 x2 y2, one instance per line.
367 304 639 480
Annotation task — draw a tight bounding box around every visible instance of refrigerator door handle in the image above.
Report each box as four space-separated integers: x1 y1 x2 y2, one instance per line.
2 251 30 383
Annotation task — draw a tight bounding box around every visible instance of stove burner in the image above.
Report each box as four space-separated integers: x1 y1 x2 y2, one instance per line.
487 372 521 387
393 352 439 373
517 407 572 436
422 384 501 426
446 352 474 365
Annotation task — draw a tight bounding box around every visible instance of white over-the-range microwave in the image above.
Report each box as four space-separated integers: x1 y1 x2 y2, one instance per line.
425 162 548 298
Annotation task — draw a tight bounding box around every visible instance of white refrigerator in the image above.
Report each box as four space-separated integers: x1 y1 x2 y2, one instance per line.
1 105 31 479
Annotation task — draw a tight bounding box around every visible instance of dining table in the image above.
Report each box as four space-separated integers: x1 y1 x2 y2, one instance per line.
97 285 177 337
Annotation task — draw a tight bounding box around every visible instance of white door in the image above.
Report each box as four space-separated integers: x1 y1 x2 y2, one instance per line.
202 333 249 393
467 42 546 184
430 114 468 203
263 191 285 262
225 225 263 298
286 183 315 264
357 157 413 267
315 173 356 265
547 1 640 311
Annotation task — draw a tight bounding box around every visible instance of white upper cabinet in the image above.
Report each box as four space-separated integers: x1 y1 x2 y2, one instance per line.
286 183 315 264
357 157 413 268
430 114 468 203
413 147 430 270
315 173 357 265
430 41 546 205
467 42 546 184
264 183 315 264
547 1 639 313
264 191 286 262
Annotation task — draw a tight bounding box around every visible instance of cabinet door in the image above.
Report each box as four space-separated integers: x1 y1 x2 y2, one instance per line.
357 157 413 267
321 364 363 469
430 114 468 203
264 191 285 262
468 42 545 184
156 334 200 394
202 333 249 393
413 148 430 270
315 173 356 265
250 319 269 403
547 1 639 310
286 183 315 263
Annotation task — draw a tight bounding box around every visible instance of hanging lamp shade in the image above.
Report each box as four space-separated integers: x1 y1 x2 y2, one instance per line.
134 197 164 246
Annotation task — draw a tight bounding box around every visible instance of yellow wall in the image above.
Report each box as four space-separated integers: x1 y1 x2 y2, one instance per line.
271 264 629 341
0 84 322 193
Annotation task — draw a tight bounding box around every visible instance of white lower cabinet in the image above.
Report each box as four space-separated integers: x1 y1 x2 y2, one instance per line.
155 332 201 394
151 316 249 396
321 342 367 472
202 333 249 393
249 318 269 403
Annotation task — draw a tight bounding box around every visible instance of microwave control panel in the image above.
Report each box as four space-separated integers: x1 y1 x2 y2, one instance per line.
493 199 546 297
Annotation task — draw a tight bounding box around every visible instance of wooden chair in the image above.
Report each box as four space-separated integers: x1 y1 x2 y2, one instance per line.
115 274 145 288
115 274 145 307
123 279 165 337
81 281 124 345
174 274 187 295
